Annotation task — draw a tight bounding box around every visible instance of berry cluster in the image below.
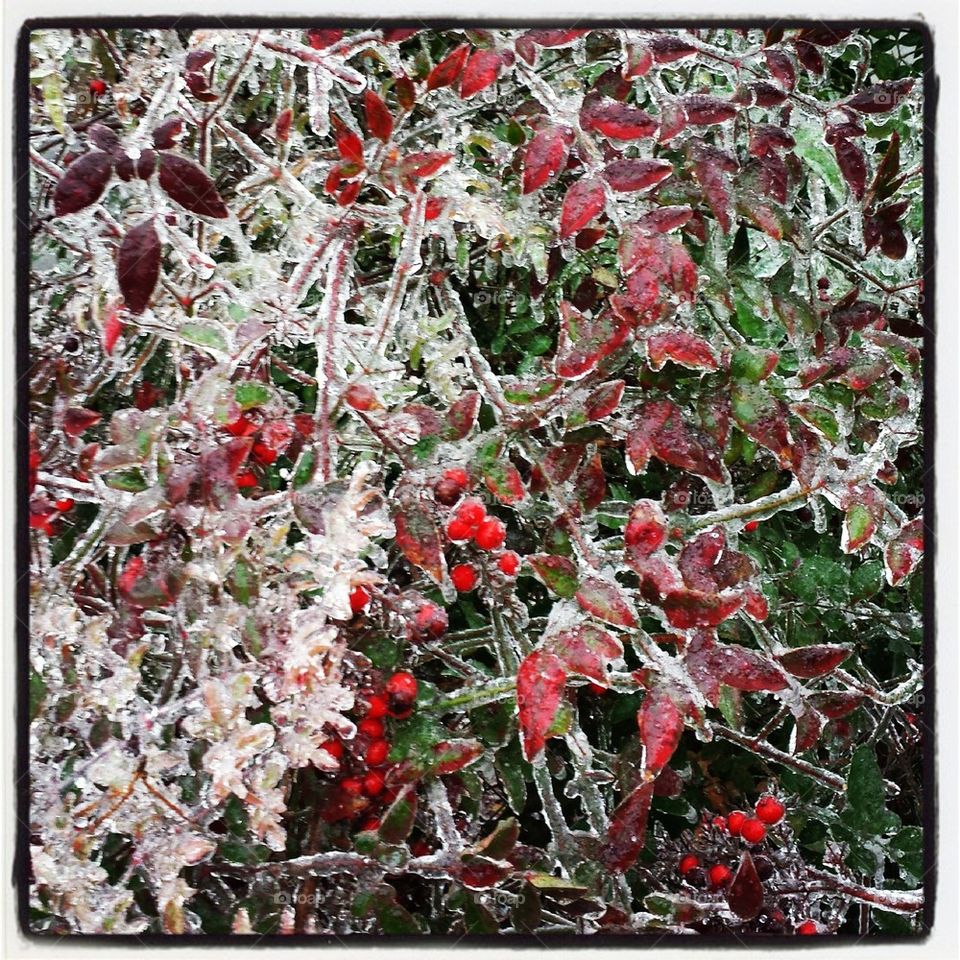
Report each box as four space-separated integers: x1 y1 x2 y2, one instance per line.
319 671 419 831
435 470 522 590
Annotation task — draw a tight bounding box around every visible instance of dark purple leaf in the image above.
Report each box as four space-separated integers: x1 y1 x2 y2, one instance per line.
53 152 113 217
117 219 161 315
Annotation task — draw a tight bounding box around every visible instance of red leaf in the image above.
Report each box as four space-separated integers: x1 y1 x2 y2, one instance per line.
777 645 850 679
555 302 634 380
584 379 625 420
637 687 684 777
394 73 416 111
331 114 365 164
884 517 924 586
400 150 454 181
712 643 789 692
658 100 688 143
683 95 738 125
810 691 864 719
627 400 725 483
517 651 567 760
307 29 343 49
728 852 764 920
542 443 585 484
601 782 654 872
547 624 622 686
274 108 292 143
663 590 743 629
624 500 667 558
460 855 512 890
679 527 754 592
117 219 161 315
446 391 481 440
382 29 419 43
846 79 913 114
646 331 718 371
63 407 102 437
794 40 824 74
764 49 796 90
576 451 607 511
559 178 605 239
483 460 526 505
459 50 502 98
581 99 657 140
648 36 697 63
690 143 737 233
427 43 470 91
158 154 229 218
792 707 825 753
637 205 693 233
576 576 637 627
433 739 485 775
834 138 866 200
364 90 394 142
53 152 113 217
394 491 445 585
521 29 589 49
522 125 573 194
602 158 673 193
152 117 184 150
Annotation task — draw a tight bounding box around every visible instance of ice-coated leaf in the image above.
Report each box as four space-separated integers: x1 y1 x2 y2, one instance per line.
53 151 113 217
527 554 579 598
601 781 654 872
559 178 605 239
626 400 725 483
884 518 924 586
555 302 634 380
679 527 754 592
834 137 867 200
846 79 913 114
602 158 673 193
648 35 696 62
584 379 625 420
637 686 684 777
117 219 161 315
777 645 851 679
727 852 764 920
446 391 481 440
581 98 657 140
682 94 738 125
459 50 501 98
517 650 567 760
646 330 718 371
158 153 229 218
576 576 637 627
731 381 792 462
364 89 394 142
394 489 445 585
663 590 744 629
427 43 471 90
378 785 417 843
546 624 622 686
522 125 573 194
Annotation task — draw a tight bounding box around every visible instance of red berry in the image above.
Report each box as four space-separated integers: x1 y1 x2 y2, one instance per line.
451 563 478 592
236 471 258 489
386 671 418 702
89 78 107 95
445 518 473 541
712 816 727 831
443 467 470 488
740 818 767 844
55 498 75 512
455 498 486 529
796 920 819 935
498 551 521 576
343 383 379 410
365 739 390 767
744 520 760 533
319 739 344 759
363 770 385 796
357 718 384 739
708 864 733 890
364 694 389 719
474 517 506 550
410 601 448 641
225 414 258 437
755 794 785 825
678 854 700 876
349 585 371 613
252 442 277 464
341 776 364 796
727 810 747 836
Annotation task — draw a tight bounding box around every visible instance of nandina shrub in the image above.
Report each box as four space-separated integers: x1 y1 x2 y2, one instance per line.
22 23 927 937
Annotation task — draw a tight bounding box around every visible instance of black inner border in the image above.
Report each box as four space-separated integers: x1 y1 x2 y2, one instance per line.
13 16 937 945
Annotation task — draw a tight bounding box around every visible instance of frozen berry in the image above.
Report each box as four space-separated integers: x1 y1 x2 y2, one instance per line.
386 671 418 702
319 739 344 759
712 816 727 831
755 794 785 825
498 551 521 576
89 78 107 96
252 442 277 464
678 854 700 876
357 718 384 739
451 563 478 592
363 770 385 796
727 810 747 836
349 586 371 613
455 498 486 529
740 818 767 844
743 520 760 533
341 777 364 796
753 855 774 881
344 383 379 410
55 498 75 512
365 693 389 719
443 467 470 488
474 516 506 550
796 920 819 935
445 518 473 541
435 478 463 506
410 601 448 641
708 864 733 890
365 739 390 767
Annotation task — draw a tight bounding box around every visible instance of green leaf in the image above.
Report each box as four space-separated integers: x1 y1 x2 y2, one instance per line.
379 785 417 845
844 745 900 837
793 125 846 202
179 322 229 355
235 382 272 410
526 554 579 598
